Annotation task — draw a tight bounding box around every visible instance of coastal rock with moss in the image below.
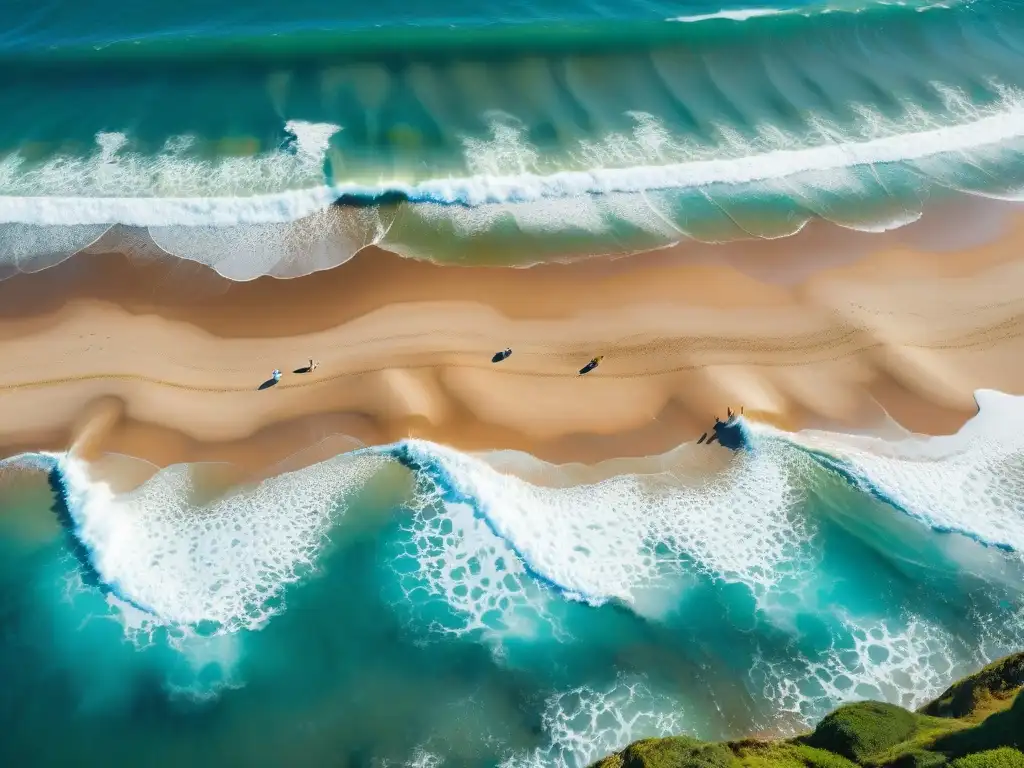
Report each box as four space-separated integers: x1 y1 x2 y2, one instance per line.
591 652 1024 768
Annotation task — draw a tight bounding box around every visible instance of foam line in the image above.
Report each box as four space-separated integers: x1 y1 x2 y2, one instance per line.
388 441 585 601
753 612 968 725
364 106 1024 207
2 97 1024 228
22 390 1024 637
388 437 802 611
48 450 385 631
671 8 789 22
669 0 962 22
33 430 794 632
47 456 152 608
754 389 1024 553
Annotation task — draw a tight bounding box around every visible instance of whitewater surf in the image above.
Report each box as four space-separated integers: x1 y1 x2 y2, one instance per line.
0 0 1022 277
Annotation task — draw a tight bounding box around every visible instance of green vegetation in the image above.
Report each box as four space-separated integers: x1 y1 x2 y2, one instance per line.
599 736 739 767
931 688 1023 758
602 737 741 765
923 654 1024 720
949 749 1024 768
728 741 857 768
590 652 1024 768
805 702 919 761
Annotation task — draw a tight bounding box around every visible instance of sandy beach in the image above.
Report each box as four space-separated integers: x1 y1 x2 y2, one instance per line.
1 203 1024 475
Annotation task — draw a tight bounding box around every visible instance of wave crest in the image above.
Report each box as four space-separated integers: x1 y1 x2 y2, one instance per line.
55 452 385 633
30 390 1024 645
2 0 1024 277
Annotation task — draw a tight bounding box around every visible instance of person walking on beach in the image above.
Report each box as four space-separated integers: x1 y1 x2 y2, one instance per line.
309 358 318 372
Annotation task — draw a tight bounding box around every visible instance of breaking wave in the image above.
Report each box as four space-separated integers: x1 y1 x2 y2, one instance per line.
3 388 1023 763
30 389 1024 635
1 0 1023 276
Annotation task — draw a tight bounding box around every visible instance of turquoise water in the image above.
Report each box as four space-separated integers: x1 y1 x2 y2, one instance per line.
2 402 1024 766
1 0 1024 275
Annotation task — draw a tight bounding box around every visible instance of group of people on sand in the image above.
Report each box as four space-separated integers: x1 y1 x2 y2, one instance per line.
261 351 738 446
263 349 606 389
263 357 742 449
259 347 744 451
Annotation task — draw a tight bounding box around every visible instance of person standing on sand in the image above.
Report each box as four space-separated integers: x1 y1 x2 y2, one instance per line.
309 358 318 372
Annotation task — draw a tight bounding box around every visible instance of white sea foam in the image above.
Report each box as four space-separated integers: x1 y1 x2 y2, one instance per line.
403 749 444 768
0 88 1020 231
970 599 1024 669
752 613 961 727
57 451 384 634
407 102 1024 208
0 223 111 275
19 396 1024 728
393 439 807 631
42 389 1024 648
759 390 1024 553
0 120 337 202
502 678 683 768
0 451 60 474
669 0 959 22
396 492 556 640
0 84 1018 277
671 8 786 23
148 205 391 280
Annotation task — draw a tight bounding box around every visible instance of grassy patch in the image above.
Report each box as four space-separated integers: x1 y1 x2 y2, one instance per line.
931 690 1024 758
949 748 1024 768
922 653 1024 721
862 714 967 766
598 735 739 768
804 702 919 762
731 741 859 767
882 750 948 768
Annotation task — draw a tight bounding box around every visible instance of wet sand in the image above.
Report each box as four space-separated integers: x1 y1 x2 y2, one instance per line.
1 202 1023 475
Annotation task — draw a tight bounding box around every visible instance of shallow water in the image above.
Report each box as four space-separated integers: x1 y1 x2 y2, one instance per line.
2 395 1023 767
2 0 1024 275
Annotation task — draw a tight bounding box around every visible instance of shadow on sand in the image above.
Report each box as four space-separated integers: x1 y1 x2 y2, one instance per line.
292 366 312 374
258 378 279 391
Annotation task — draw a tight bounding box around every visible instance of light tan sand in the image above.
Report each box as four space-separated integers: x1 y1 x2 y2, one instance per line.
1 204 1024 474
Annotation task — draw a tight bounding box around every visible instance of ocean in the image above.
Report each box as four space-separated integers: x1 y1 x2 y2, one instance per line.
2 395 1023 766
0 0 1023 276
3 1 1024 766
